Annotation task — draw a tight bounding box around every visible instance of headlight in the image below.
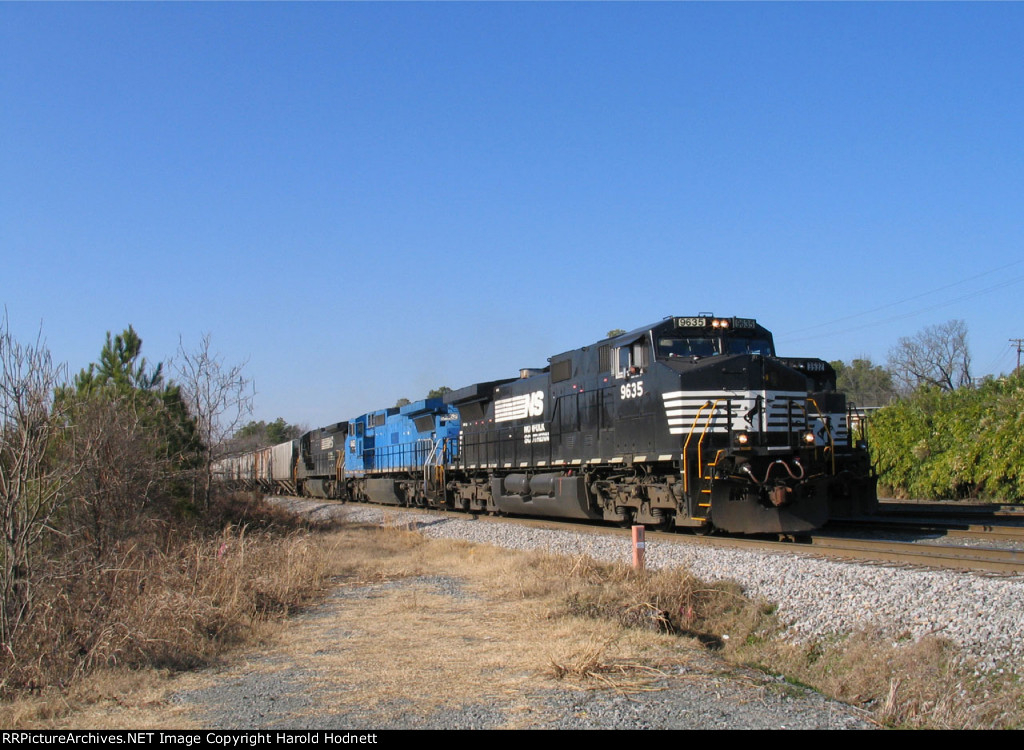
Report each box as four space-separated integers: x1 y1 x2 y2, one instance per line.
802 431 817 445
734 431 750 447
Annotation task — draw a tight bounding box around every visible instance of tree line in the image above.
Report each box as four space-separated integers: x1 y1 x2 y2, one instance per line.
830 320 973 406
0 318 253 673
828 319 1020 501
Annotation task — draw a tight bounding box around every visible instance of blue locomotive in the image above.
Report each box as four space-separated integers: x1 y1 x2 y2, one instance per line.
343 398 460 505
215 315 877 535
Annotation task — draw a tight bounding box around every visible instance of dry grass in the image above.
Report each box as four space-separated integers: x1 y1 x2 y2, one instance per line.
4 512 1023 729
344 533 1024 729
210 532 782 725
496 549 774 651
0 494 341 726
10 524 334 680
545 638 672 695
733 630 1024 729
525 549 1024 729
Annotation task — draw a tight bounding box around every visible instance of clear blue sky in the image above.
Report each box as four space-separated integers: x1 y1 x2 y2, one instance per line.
3 3 1022 428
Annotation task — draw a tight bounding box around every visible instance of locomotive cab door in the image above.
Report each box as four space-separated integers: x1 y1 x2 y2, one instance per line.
611 333 653 455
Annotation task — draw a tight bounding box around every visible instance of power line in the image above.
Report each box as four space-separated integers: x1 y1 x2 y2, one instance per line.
780 259 1024 339
982 343 1015 376
778 272 1024 345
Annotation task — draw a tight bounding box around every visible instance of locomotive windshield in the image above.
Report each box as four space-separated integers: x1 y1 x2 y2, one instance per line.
656 334 774 359
657 337 717 358
721 335 774 356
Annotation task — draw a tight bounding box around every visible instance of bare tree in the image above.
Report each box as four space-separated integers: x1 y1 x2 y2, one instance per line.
172 334 253 509
888 320 972 393
0 318 78 649
63 395 164 560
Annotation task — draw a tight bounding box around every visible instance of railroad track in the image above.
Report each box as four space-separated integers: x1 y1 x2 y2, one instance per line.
876 500 1024 522
643 526 1024 576
829 517 1024 546
799 533 1024 575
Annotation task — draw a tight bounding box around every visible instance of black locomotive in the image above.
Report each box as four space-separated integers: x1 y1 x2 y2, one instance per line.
217 315 877 535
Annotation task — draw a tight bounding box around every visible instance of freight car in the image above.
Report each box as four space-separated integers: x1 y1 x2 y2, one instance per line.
215 315 877 535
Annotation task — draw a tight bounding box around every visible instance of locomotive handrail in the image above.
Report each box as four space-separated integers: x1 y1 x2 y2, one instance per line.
806 397 836 475
423 438 442 498
782 395 810 447
681 400 714 494
696 398 726 490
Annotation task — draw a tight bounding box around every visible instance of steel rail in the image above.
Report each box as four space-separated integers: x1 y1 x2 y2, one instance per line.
829 518 1024 544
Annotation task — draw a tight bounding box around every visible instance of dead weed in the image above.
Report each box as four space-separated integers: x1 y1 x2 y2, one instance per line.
7 516 1024 730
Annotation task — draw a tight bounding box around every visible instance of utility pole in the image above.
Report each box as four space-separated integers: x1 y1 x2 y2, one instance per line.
1011 338 1024 374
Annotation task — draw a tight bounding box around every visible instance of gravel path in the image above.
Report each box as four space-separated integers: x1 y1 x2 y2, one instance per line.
277 499 1024 675
170 572 872 730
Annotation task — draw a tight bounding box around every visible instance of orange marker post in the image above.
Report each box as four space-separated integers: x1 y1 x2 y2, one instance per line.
632 525 646 571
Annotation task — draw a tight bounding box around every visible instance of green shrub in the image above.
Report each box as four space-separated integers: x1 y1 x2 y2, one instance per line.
870 372 1024 501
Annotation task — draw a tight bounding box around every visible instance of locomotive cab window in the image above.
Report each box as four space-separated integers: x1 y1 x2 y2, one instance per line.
614 336 650 378
722 335 774 356
656 333 775 359
657 336 717 359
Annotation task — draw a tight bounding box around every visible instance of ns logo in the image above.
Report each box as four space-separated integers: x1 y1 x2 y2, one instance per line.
526 390 545 417
495 389 546 423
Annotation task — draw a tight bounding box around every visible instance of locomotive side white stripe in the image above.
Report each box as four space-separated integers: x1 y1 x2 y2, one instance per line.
494 394 531 423
494 390 545 423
